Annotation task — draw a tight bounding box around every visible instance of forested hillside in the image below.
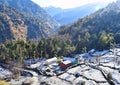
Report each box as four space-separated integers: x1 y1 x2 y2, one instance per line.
0 0 59 28
0 0 59 43
0 39 75 63
57 1 120 52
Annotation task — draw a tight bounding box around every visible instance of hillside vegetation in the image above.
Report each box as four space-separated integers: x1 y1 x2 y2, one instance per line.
0 38 75 63
57 1 120 52
0 0 59 43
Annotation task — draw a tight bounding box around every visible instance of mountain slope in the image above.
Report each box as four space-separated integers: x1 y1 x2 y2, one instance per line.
57 1 120 50
44 6 63 17
0 0 60 43
45 2 107 25
3 0 59 27
0 4 46 42
0 4 27 42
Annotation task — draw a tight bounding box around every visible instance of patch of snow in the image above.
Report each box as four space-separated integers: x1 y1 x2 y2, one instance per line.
59 73 76 82
74 77 96 85
102 62 116 67
92 50 109 56
0 66 12 79
49 63 59 69
67 66 81 74
83 68 106 82
99 66 120 84
43 76 71 85
24 58 41 65
30 62 41 68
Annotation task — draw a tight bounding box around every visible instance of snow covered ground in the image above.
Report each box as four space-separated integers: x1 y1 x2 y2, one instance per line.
58 73 76 82
74 77 109 85
40 76 71 85
57 49 120 85
0 66 12 79
99 65 120 84
1 48 120 85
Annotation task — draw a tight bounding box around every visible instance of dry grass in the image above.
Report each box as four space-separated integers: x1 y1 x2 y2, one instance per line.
0 80 9 85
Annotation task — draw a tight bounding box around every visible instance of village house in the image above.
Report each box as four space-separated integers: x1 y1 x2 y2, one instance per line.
60 60 71 69
45 57 58 65
63 57 77 64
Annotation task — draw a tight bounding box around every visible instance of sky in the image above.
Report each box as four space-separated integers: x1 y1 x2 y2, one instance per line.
32 0 117 9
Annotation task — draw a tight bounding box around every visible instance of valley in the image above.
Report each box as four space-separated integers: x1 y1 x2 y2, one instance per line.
0 0 120 85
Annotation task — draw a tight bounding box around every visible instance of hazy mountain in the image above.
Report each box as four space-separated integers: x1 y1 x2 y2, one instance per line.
56 1 120 49
45 2 108 25
0 0 60 43
45 6 63 16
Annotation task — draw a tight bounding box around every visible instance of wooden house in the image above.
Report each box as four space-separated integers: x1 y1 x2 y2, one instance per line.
60 60 71 69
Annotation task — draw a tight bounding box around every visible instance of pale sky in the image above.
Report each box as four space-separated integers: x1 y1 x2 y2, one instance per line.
32 0 117 9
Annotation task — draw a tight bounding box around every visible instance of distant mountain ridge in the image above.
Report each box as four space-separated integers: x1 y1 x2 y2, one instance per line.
58 1 120 38
45 2 108 25
56 0 120 50
2 0 59 24
44 6 63 17
0 0 60 43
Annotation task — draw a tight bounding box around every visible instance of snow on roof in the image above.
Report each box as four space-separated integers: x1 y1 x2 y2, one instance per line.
38 66 48 70
62 60 71 65
74 53 89 58
92 50 109 56
45 57 58 65
46 57 57 62
30 62 41 68
48 63 59 69
63 57 75 62
117 52 120 56
88 49 95 53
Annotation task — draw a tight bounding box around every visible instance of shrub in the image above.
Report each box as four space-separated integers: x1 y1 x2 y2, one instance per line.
107 73 112 82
